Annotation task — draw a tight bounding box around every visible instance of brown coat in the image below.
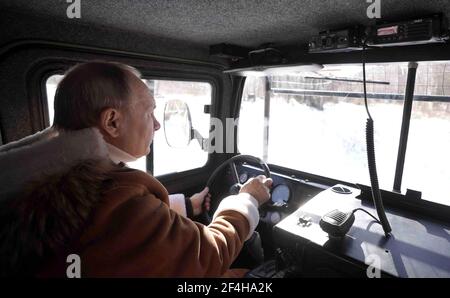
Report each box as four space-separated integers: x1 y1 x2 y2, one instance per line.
0 128 250 277
1 161 249 277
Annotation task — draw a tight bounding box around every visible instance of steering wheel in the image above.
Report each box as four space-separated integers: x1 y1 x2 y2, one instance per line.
199 154 271 224
198 154 271 268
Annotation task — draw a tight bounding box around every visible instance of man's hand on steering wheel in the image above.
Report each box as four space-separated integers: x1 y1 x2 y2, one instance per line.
240 175 273 206
190 187 212 216
198 154 272 224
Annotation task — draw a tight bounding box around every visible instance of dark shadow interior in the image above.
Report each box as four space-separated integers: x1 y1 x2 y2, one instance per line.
1 0 450 278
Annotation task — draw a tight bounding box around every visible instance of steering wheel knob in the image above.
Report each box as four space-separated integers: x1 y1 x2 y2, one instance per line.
229 183 242 195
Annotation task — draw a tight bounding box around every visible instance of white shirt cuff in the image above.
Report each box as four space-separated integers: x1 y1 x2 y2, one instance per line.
168 194 187 217
212 192 259 241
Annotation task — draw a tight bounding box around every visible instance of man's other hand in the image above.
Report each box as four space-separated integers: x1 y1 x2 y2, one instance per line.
240 175 273 206
190 187 211 216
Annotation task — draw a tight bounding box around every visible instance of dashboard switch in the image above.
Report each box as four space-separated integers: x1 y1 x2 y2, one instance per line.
297 214 312 227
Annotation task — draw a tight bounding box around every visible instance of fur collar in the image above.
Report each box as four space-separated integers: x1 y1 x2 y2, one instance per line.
0 127 109 202
0 127 115 276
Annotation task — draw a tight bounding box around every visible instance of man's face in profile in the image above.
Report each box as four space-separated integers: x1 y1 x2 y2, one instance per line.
118 76 161 157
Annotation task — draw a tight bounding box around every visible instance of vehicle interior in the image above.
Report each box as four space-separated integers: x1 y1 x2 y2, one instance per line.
1 0 450 278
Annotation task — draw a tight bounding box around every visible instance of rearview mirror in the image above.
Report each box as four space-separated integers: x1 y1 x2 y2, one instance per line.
163 99 192 148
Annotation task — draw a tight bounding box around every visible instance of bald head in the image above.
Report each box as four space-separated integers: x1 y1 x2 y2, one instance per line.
52 61 160 158
53 61 141 130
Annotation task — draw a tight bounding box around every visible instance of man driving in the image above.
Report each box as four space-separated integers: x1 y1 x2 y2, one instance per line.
0 61 272 277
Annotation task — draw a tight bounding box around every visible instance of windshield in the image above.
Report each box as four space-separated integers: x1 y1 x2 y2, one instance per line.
238 61 450 206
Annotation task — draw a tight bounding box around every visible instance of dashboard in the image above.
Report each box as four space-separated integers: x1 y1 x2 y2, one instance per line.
233 163 328 225
228 162 450 277
274 184 450 277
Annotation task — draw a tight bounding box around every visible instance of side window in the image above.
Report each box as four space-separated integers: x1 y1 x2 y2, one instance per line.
145 79 211 176
45 75 212 176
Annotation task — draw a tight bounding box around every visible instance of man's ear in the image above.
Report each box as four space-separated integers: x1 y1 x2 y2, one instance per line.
99 108 122 138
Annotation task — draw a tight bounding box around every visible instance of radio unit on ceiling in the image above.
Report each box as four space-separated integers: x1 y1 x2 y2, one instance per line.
308 26 365 53
366 14 449 47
